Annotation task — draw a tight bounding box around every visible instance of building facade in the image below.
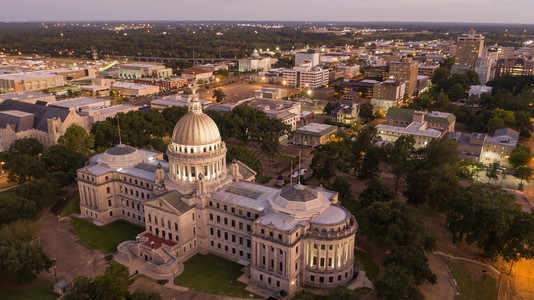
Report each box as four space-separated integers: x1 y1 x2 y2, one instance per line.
389 58 419 96
77 92 357 295
455 29 485 68
293 123 338 147
118 63 172 80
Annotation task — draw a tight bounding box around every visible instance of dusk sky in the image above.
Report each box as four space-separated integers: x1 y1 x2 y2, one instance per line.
0 0 533 24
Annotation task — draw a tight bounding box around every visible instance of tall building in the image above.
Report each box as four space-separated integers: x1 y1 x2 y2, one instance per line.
118 63 173 79
282 64 329 89
78 91 358 295
494 58 534 79
389 58 419 96
295 49 321 67
370 80 405 112
454 29 485 68
475 47 499 84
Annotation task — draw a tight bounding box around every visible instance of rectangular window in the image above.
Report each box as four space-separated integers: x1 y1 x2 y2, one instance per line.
216 216 220 223
217 230 221 238
108 199 111 207
106 187 110 193
175 223 178 231
224 218 228 225
209 213 213 221
232 234 236 243
231 220 235 227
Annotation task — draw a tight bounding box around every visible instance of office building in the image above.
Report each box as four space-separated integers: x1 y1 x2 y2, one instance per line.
295 49 321 67
0 73 65 93
238 50 277 72
253 88 288 100
453 29 484 73
293 123 338 147
0 91 56 104
282 64 329 89
370 80 405 112
494 58 534 79
389 58 419 96
118 63 173 79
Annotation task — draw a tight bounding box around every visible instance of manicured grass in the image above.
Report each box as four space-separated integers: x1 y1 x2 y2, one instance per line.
61 196 80 217
447 260 498 300
0 281 57 300
354 249 379 282
255 175 272 184
174 253 261 298
70 217 144 254
132 274 167 285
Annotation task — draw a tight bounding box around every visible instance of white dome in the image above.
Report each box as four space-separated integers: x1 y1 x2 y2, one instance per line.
171 111 221 146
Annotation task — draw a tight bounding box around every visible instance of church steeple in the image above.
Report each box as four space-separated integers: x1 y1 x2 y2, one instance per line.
189 86 202 113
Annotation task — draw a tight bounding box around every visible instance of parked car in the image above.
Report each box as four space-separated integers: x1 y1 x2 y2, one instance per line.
299 168 308 175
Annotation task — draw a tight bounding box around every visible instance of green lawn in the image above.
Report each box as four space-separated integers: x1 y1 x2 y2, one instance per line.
61 196 80 217
70 217 144 254
0 282 57 300
354 249 379 282
174 253 261 298
447 260 498 300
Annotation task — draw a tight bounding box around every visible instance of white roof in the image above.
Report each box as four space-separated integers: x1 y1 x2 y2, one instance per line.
50 97 106 109
377 122 442 138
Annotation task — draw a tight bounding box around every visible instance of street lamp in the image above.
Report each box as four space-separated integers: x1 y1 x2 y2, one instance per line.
0 161 4 176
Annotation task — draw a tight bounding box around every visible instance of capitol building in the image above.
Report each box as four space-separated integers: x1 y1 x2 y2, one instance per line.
76 91 358 295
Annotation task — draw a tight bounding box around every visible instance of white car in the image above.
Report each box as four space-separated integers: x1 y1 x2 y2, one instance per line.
291 171 299 178
299 168 308 175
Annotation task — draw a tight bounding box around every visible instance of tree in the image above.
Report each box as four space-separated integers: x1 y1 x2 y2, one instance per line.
227 144 262 174
0 196 37 225
383 245 437 285
359 177 394 207
311 144 338 183
8 154 46 184
384 135 416 194
16 180 60 210
448 83 466 101
65 263 130 300
375 264 424 300
509 145 532 169
485 163 500 183
515 166 533 189
8 138 43 157
58 125 94 157
212 88 227 103
446 184 534 261
359 103 375 123
41 144 86 174
330 176 352 203
431 67 450 88
0 220 52 283
360 201 435 251
487 117 506 135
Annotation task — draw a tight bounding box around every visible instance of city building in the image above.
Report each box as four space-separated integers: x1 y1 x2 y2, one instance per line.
0 97 121 151
377 108 456 147
494 58 534 79
134 78 189 90
370 80 405 113
79 105 139 126
0 91 56 104
253 87 288 100
417 62 440 79
468 85 493 98
282 64 329 89
293 123 338 147
362 66 389 80
80 85 111 97
342 91 359 102
480 128 519 167
151 94 212 111
295 49 321 67
475 47 499 84
334 64 360 78
197 63 229 72
340 79 380 98
118 63 172 79
111 82 160 97
181 69 214 83
0 73 65 93
389 58 419 96
416 76 430 93
452 29 484 74
245 99 301 131
78 93 357 295
238 50 277 72
385 108 456 133
446 128 519 167
330 100 359 125
312 88 335 101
